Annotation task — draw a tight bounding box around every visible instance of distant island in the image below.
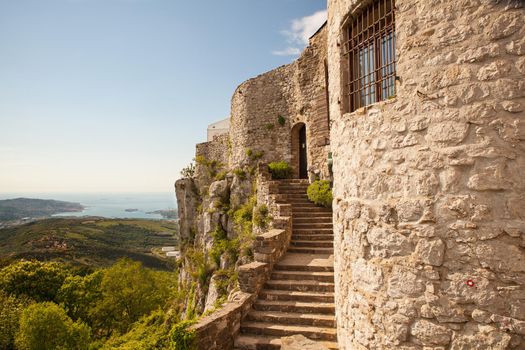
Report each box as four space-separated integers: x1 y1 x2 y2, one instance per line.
146 209 178 219
0 198 84 224
125 208 139 212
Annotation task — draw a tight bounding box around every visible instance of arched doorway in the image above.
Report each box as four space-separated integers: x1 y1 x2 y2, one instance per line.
291 123 308 179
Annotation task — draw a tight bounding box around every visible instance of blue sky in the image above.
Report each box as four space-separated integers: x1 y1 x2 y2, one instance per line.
0 0 326 193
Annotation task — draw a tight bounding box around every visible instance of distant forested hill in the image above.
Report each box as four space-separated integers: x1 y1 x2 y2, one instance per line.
0 198 84 221
0 218 178 270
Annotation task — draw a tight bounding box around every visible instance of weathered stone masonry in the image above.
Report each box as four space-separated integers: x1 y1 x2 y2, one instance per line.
230 26 331 181
328 0 525 349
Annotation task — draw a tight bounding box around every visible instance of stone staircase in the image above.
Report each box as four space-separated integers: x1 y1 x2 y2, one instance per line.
235 179 338 350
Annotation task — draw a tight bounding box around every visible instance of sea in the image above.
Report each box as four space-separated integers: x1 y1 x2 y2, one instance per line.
0 192 177 220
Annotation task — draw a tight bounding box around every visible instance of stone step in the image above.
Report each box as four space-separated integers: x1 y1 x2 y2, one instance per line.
293 222 333 229
240 322 337 342
265 279 335 292
293 212 333 218
286 193 308 197
292 234 334 241
254 300 335 314
291 240 334 248
293 228 333 235
287 198 313 203
258 289 334 303
271 270 334 282
279 179 309 183
246 310 336 328
287 247 334 254
293 217 333 224
234 335 339 350
279 189 309 194
274 263 333 273
292 207 332 212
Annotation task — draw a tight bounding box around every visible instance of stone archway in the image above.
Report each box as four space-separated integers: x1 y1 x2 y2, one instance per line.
291 123 308 179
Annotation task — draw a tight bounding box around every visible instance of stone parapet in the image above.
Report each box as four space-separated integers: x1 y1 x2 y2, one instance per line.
238 261 269 294
189 292 253 350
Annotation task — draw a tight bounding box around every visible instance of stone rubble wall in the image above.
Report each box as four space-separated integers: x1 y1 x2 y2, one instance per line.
229 26 332 180
194 133 230 192
327 0 525 348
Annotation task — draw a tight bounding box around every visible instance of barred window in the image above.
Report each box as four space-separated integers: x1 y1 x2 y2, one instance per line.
342 0 396 113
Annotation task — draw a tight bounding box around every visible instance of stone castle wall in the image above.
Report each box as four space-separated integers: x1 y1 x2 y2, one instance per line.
328 0 525 348
229 26 331 180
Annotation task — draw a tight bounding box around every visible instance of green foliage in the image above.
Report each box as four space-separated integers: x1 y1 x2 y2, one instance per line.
245 149 264 162
0 257 178 349
195 156 223 178
213 269 237 301
0 260 70 302
0 292 29 350
268 161 292 179
277 115 286 126
180 163 195 179
15 302 91 350
233 168 247 180
184 249 212 289
183 283 198 321
307 180 333 208
210 226 240 268
265 123 274 130
253 204 270 229
90 259 172 336
57 271 103 324
214 170 227 181
232 196 257 259
101 310 169 350
169 320 196 350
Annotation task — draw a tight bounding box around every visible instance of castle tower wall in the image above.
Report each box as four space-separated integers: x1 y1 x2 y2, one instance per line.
229 26 332 180
328 0 525 348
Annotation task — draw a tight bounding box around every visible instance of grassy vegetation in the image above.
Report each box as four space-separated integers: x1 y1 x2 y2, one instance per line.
195 156 223 178
0 218 178 270
268 161 292 179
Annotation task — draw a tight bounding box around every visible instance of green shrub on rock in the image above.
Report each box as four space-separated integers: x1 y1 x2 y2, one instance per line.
268 161 292 179
169 320 196 350
307 180 333 208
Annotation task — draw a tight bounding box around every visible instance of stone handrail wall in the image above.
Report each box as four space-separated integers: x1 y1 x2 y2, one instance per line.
188 292 253 350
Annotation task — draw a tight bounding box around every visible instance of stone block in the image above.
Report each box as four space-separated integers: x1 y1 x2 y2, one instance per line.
387 265 425 298
367 226 412 258
410 320 452 346
351 258 384 293
415 238 445 266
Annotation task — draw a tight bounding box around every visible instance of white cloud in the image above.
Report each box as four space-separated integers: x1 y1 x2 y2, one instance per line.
272 47 302 56
272 9 327 56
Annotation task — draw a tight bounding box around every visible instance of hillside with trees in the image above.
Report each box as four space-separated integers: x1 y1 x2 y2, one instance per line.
0 259 192 350
0 218 178 270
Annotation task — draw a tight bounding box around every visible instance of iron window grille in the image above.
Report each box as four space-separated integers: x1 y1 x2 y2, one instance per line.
342 0 396 113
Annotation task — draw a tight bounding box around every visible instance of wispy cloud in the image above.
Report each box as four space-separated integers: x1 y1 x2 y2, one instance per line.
272 47 302 56
273 9 327 57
